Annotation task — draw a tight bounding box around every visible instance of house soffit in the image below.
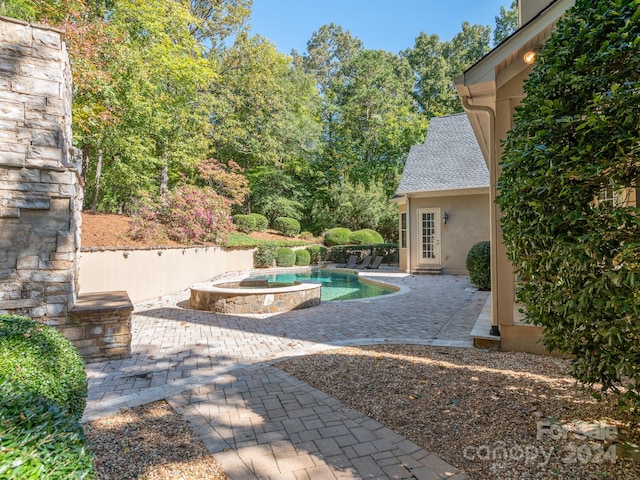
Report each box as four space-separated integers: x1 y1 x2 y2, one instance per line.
456 0 575 92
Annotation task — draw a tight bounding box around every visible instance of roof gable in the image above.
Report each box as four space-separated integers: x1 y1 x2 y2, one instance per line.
396 113 489 194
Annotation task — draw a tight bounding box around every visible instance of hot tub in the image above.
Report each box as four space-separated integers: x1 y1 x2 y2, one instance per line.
190 278 321 315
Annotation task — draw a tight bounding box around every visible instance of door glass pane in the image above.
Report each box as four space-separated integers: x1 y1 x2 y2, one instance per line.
421 212 435 259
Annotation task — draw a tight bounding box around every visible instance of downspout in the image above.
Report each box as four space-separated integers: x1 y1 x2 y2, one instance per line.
460 95 500 337
406 194 411 274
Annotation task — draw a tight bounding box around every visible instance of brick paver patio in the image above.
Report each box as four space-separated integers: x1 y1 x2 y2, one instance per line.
83 269 488 479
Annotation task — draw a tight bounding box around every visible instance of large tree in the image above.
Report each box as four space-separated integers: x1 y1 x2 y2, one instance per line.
330 49 427 192
404 22 491 117
497 0 640 411
493 0 518 46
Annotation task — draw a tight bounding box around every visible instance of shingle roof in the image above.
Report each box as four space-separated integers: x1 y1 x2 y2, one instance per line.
395 113 489 194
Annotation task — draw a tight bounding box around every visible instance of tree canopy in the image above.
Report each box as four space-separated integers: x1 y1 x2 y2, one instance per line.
497 0 640 411
1 0 515 238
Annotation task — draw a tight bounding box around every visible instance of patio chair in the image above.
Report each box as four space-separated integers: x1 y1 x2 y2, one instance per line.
354 255 373 269
336 255 359 269
367 255 383 270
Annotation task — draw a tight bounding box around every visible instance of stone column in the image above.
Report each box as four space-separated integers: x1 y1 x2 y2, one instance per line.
0 17 82 326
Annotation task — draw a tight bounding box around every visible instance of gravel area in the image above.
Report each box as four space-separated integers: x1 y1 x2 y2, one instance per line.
278 345 640 480
84 401 227 480
83 345 640 479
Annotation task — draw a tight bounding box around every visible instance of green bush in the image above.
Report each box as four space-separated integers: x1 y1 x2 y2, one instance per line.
255 245 279 267
0 315 87 418
0 378 95 479
295 249 311 266
306 246 328 264
496 0 640 411
324 227 351 246
466 241 490 291
273 217 300 237
275 247 296 267
233 214 257 233
349 229 384 245
249 213 269 232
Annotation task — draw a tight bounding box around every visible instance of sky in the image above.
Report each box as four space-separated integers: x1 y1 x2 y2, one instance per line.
249 0 513 55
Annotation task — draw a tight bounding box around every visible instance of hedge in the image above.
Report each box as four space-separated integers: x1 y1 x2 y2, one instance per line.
295 249 311 266
466 241 490 291
349 229 384 245
306 245 328 264
255 245 278 267
329 244 398 264
249 213 269 231
0 378 95 480
273 217 301 237
324 227 351 246
233 214 257 233
275 247 296 267
0 315 87 418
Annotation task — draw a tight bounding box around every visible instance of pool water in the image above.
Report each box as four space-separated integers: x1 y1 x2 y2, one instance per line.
250 268 397 301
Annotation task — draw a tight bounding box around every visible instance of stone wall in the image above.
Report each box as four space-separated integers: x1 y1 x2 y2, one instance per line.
0 17 82 326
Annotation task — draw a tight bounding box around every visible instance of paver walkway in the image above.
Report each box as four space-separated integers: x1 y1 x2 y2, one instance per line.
83 270 489 479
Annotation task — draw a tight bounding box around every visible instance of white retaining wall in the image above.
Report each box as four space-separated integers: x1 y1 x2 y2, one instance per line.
78 247 255 304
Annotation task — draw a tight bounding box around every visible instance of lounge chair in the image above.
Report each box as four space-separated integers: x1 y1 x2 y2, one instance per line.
336 255 359 269
354 255 373 269
367 255 383 269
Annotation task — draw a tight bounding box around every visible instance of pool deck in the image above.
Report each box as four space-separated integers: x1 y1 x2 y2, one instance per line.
83 268 488 479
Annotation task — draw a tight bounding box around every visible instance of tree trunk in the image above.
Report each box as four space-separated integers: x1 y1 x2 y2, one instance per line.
160 149 169 194
90 149 103 212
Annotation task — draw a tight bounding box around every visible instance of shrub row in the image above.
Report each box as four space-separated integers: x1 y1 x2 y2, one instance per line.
329 244 398 264
324 227 384 246
0 315 93 478
232 214 302 238
273 217 301 237
255 246 317 268
232 213 268 233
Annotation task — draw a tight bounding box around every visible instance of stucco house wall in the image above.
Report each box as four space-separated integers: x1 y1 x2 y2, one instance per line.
455 0 576 352
407 193 489 275
394 113 490 276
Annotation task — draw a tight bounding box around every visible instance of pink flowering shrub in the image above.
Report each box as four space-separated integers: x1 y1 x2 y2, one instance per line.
160 185 233 244
128 186 234 244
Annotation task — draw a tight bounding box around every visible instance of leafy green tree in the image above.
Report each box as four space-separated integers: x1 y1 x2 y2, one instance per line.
493 0 518 45
329 49 427 190
189 0 252 49
404 22 491 117
497 0 640 411
312 181 399 240
211 33 321 171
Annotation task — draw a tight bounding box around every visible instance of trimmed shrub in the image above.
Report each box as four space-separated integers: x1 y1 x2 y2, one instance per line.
306 246 328 264
255 245 279 267
0 315 87 418
295 249 311 266
233 214 257 233
273 217 301 237
275 248 296 267
466 241 490 291
0 378 95 479
324 227 351 246
249 213 269 232
349 229 384 245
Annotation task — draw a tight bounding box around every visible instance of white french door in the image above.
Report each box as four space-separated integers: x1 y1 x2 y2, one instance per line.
417 208 441 265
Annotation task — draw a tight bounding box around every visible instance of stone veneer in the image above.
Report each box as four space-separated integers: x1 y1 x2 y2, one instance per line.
190 282 321 315
0 17 130 361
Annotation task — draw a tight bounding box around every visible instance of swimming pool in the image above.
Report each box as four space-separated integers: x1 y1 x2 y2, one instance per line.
250 268 398 301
